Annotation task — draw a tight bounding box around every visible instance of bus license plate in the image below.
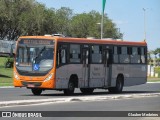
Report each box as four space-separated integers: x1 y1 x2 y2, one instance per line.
27 84 35 88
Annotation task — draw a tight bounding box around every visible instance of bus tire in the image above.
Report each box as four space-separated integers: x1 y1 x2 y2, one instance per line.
108 75 124 93
64 81 75 95
31 88 42 95
80 88 94 94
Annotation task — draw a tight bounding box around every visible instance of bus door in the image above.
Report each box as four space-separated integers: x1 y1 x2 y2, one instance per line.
82 48 90 87
103 49 110 87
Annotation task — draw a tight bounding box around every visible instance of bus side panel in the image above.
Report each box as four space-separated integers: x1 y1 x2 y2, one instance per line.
89 64 104 87
111 64 147 87
55 64 83 89
125 64 147 86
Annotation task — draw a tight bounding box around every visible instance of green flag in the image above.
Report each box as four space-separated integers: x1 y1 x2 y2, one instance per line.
102 0 106 13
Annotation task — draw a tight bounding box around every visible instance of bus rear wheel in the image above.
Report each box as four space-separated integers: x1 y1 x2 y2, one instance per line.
108 76 124 93
31 88 42 95
63 81 75 95
80 88 94 94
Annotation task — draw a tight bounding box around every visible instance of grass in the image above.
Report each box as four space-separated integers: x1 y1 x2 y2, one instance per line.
155 67 160 78
0 83 13 86
147 80 160 82
147 78 160 82
0 57 13 86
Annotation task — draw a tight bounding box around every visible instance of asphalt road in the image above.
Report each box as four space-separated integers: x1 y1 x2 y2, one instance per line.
1 96 160 111
0 83 160 102
0 97 160 120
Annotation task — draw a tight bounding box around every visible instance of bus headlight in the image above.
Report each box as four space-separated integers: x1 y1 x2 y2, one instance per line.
44 73 53 82
14 72 20 80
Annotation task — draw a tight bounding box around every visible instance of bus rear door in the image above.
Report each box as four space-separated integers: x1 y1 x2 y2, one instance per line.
82 48 90 87
103 49 110 87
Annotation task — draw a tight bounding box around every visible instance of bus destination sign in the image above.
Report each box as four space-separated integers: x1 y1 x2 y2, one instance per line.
20 39 54 45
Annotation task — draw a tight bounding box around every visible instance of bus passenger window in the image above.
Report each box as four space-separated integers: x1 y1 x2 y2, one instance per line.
70 44 81 63
131 47 141 63
141 48 146 63
113 46 118 63
57 47 67 65
91 45 102 63
114 46 117 54
61 49 66 64
132 47 138 55
120 47 130 63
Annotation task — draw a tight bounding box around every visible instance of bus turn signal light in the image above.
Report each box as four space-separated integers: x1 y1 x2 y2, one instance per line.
14 72 20 80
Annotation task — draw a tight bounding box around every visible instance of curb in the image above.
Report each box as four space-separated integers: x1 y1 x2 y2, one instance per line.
0 93 160 108
147 82 160 83
0 86 14 88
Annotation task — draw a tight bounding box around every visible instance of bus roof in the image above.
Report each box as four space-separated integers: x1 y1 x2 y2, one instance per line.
19 36 147 46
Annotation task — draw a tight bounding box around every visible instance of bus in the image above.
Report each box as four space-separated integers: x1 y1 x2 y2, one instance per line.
13 36 147 95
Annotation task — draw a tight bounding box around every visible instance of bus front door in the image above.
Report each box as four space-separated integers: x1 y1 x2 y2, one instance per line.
103 49 110 87
82 49 90 87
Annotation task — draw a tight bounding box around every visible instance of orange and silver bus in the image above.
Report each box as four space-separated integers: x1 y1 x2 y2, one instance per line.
13 36 147 95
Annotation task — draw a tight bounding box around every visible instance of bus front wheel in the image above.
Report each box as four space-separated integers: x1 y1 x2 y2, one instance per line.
63 81 75 95
31 88 42 95
108 76 124 93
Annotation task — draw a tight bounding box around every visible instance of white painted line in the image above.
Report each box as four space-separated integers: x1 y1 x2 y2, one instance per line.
0 86 14 88
0 93 160 108
147 82 160 83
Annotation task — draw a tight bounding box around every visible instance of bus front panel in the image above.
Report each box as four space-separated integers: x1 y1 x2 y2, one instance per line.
13 38 56 89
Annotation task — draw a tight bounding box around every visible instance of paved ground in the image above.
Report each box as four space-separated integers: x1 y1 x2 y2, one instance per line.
0 97 160 120
0 83 160 120
0 83 160 102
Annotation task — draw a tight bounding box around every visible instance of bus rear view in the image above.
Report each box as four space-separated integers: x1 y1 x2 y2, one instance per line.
14 36 55 95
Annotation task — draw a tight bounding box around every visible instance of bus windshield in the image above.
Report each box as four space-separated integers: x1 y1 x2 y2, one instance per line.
15 39 54 76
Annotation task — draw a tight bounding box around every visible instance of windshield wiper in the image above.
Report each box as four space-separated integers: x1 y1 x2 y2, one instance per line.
33 46 46 64
25 45 31 65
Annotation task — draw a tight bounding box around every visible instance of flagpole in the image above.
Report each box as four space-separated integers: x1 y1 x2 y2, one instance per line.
143 8 146 41
101 0 106 39
101 10 104 39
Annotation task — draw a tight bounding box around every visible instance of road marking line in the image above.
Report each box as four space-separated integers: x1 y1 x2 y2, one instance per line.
147 82 160 83
0 93 160 108
0 86 14 88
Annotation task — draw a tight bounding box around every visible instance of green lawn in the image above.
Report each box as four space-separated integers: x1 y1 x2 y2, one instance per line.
147 78 160 82
0 57 13 86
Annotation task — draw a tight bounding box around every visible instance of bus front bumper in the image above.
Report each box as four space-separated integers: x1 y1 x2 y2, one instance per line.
14 79 55 89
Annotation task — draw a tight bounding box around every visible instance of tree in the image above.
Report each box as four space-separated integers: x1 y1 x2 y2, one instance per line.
0 0 122 40
155 48 160 58
155 48 160 66
0 0 37 40
69 11 122 39
70 13 92 38
54 7 73 35
148 48 160 66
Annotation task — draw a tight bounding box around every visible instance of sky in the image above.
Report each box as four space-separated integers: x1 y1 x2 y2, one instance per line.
36 0 160 50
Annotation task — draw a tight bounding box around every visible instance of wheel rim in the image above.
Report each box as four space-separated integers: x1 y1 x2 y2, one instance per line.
69 82 74 91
